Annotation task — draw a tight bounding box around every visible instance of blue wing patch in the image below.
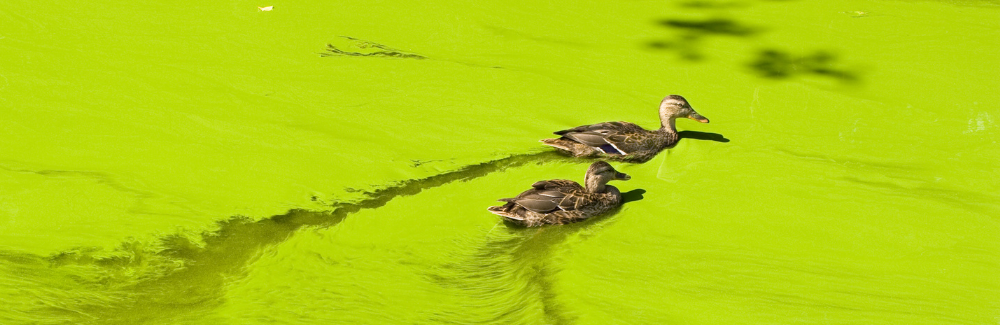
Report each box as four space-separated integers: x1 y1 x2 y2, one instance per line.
598 144 623 155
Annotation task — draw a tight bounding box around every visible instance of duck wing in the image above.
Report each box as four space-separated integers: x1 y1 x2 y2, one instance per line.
554 122 646 155
509 189 588 213
496 179 587 213
530 179 584 191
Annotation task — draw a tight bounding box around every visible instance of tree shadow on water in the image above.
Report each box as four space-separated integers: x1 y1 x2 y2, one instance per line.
659 18 759 37
748 49 859 82
646 0 862 84
647 18 760 61
678 1 751 9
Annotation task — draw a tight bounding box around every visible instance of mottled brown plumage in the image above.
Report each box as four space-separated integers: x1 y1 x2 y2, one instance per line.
542 95 709 163
488 161 631 227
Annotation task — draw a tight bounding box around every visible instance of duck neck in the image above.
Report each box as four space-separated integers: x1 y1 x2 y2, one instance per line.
659 117 678 134
585 176 608 193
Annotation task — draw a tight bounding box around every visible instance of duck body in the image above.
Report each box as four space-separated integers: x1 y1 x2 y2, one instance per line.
488 162 630 227
541 95 709 163
542 121 677 163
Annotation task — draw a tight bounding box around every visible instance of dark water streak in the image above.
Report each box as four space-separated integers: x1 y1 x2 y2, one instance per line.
3 133 723 324
6 151 562 323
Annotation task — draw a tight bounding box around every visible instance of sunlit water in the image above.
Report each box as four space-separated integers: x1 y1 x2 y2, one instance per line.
2 0 999 324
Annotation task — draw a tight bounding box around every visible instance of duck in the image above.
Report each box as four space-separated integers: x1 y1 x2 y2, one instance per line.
541 95 709 163
488 161 631 227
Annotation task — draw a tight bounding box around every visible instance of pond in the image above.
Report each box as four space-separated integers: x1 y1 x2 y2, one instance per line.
1 0 998 323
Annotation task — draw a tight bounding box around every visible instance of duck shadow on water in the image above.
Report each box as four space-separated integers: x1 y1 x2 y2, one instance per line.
679 130 730 143
621 188 647 203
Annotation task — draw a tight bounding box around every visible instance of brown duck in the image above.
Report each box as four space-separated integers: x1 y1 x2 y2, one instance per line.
541 95 709 163
488 161 631 227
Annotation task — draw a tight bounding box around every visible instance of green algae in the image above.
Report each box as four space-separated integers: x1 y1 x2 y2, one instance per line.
1 0 999 324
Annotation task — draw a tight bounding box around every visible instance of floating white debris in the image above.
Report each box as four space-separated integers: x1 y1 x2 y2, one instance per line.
258 6 273 11
841 10 869 18
965 111 993 134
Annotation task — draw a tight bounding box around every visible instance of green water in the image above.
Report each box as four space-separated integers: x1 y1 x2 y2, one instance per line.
2 0 999 323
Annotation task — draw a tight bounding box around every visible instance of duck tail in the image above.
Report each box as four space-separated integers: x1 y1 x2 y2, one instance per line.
487 205 515 217
488 203 529 223
540 138 574 151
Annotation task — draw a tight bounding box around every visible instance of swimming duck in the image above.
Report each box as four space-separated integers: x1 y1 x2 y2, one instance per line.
541 95 709 163
488 161 631 227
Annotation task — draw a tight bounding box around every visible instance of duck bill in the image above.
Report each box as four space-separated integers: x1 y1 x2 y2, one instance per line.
688 111 709 123
615 172 631 181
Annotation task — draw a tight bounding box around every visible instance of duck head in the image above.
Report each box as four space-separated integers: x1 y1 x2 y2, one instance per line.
584 161 631 193
659 95 709 130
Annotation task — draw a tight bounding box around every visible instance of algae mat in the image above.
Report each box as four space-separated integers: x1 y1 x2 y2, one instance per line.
2 0 999 324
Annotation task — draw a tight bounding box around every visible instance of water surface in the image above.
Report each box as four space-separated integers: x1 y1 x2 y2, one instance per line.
1 0 998 323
